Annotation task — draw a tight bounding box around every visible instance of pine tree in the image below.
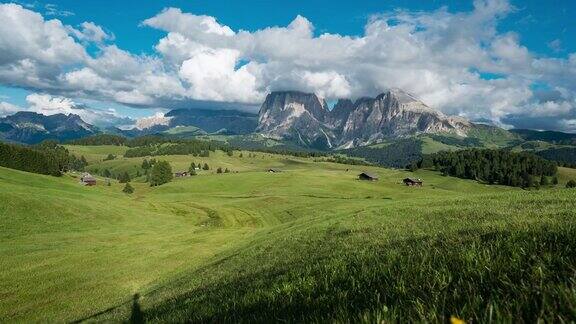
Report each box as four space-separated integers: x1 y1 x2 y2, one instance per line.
119 171 131 183
150 161 173 186
122 182 134 194
189 162 196 174
540 174 549 186
203 163 209 170
141 159 150 170
552 176 559 185
224 168 230 173
217 167 223 174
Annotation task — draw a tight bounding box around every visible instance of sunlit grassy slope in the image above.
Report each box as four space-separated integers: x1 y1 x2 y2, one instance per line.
1 146 575 322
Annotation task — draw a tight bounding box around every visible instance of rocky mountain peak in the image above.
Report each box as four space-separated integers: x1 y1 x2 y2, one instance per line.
257 89 471 149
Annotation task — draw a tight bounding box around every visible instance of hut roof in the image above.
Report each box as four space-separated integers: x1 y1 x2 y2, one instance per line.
403 178 422 183
359 171 379 179
81 173 96 181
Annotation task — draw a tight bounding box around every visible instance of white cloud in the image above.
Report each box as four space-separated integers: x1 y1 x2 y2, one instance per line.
0 101 21 116
0 3 86 88
548 39 562 53
178 48 261 103
44 3 74 17
142 7 234 39
69 21 114 44
22 93 133 127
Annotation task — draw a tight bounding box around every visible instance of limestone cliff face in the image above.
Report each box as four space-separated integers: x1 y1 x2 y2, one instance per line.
257 89 471 149
256 91 336 148
337 89 470 148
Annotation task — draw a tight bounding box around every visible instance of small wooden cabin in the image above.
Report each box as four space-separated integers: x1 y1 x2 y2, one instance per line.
175 171 189 177
358 172 379 181
403 178 423 186
267 169 281 173
80 173 97 186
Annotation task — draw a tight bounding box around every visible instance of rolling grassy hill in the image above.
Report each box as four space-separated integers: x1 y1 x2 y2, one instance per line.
1 146 576 322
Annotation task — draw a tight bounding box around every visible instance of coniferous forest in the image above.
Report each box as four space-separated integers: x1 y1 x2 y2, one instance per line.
417 149 557 187
0 141 87 176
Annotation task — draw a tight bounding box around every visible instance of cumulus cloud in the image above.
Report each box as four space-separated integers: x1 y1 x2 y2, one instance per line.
0 3 86 88
0 1 576 131
0 101 21 116
18 93 133 127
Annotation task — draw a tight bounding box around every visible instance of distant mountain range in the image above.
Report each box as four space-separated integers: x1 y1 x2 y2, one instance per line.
1 90 576 167
0 108 258 144
0 112 97 144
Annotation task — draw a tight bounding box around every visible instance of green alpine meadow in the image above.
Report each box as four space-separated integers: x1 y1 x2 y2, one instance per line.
1 0 576 322
1 145 576 322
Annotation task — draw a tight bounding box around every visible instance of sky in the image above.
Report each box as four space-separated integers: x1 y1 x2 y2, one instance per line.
0 0 575 131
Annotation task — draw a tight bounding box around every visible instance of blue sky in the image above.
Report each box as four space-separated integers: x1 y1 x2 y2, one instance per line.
0 0 575 131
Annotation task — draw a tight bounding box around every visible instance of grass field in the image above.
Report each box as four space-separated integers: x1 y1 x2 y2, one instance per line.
1 146 575 322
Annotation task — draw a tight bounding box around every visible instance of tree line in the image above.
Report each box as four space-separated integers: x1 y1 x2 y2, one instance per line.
0 140 87 176
67 134 127 146
342 139 423 168
535 147 576 167
415 149 558 188
124 142 228 158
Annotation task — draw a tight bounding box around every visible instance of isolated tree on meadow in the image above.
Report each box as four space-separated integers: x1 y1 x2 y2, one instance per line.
224 168 230 173
150 161 173 186
119 171 131 183
217 167 223 174
203 163 209 170
122 182 134 194
189 162 196 174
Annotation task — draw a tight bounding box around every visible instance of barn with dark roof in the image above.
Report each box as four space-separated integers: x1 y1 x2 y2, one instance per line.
358 172 379 181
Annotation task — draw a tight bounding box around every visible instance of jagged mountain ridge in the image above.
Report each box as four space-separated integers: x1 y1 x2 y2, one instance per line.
257 89 471 149
0 112 97 144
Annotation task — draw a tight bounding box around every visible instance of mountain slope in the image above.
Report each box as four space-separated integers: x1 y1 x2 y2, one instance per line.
165 108 258 135
256 91 335 149
0 112 97 144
